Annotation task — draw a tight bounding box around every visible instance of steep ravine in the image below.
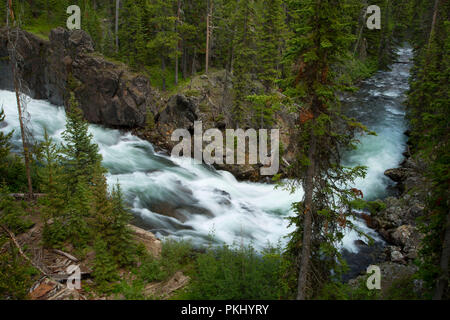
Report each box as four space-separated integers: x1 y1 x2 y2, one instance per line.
0 28 422 285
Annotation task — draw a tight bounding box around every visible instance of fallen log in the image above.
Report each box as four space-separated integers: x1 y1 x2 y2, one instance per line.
52 249 79 263
9 193 47 200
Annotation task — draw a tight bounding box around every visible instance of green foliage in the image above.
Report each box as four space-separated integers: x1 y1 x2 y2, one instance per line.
406 0 450 299
62 93 103 192
186 243 293 300
0 237 39 300
231 0 257 127
384 275 420 300
282 0 372 298
0 108 12 166
92 239 120 293
0 185 33 234
96 184 136 267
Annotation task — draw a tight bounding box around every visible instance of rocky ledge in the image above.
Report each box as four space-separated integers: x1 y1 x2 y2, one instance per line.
1 28 297 181
348 150 429 295
0 27 156 128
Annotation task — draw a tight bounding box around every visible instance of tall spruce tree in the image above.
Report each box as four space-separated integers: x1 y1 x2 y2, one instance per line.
231 0 256 127
258 0 285 93
284 0 370 299
0 108 12 172
61 92 103 193
407 0 449 300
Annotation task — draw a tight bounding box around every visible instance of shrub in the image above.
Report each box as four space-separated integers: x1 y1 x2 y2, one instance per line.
186 243 291 300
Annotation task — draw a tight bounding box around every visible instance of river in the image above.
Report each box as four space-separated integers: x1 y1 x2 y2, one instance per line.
0 46 412 260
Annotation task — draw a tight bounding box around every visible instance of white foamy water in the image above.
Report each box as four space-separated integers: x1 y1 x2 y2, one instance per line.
0 89 301 250
0 47 412 253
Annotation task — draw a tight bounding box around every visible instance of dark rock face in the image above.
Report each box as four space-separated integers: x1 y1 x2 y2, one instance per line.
158 94 198 131
0 27 155 128
384 167 412 182
370 156 429 265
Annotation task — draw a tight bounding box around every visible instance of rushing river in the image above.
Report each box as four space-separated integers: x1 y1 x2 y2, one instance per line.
0 46 412 255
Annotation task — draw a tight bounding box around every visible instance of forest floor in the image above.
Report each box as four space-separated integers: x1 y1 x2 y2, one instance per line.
0 207 190 300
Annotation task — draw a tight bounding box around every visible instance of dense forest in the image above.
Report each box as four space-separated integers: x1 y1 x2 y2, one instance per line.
0 0 448 301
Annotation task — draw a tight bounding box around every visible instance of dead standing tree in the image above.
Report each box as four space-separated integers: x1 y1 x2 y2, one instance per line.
6 0 34 199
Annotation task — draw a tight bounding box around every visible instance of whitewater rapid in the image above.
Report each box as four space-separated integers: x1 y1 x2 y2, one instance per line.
0 46 412 253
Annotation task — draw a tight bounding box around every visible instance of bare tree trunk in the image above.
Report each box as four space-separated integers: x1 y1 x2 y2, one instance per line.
191 47 197 77
433 213 450 300
205 0 210 74
297 127 316 300
12 66 33 198
115 0 120 53
182 46 188 80
7 0 33 198
353 0 368 57
175 0 181 85
161 54 166 91
428 0 440 48
6 0 9 26
205 0 213 74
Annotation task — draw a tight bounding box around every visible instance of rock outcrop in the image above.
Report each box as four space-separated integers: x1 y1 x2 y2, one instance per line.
1 28 297 181
368 155 428 265
0 27 155 128
128 224 162 257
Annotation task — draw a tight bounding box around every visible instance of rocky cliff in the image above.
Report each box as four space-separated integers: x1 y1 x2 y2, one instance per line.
0 27 155 128
0 27 297 181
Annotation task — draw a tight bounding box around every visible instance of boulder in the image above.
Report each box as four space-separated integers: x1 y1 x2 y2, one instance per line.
384 167 412 182
391 225 422 255
158 94 198 130
128 225 162 257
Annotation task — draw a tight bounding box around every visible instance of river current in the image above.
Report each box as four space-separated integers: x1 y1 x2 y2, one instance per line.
0 46 412 255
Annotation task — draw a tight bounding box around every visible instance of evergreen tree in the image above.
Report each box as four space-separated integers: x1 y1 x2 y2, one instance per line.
257 0 285 93
283 0 370 299
61 92 103 193
92 238 120 293
0 108 12 177
231 0 257 127
407 0 449 300
146 0 179 91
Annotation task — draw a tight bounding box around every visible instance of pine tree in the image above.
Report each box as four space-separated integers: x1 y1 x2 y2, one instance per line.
61 92 103 193
231 0 257 127
283 0 370 300
108 184 135 266
407 0 449 300
92 238 119 293
258 0 285 93
146 0 179 91
0 108 12 176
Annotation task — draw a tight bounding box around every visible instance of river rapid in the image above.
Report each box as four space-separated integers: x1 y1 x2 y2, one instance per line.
0 46 412 261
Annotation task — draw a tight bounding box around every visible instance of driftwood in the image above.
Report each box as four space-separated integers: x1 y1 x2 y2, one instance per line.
0 224 48 276
9 193 47 200
52 249 79 263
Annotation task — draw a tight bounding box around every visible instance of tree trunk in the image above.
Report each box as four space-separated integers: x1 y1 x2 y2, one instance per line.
428 0 440 48
7 1 33 199
182 46 188 80
12 65 33 198
191 47 197 77
175 0 181 85
297 127 317 300
6 0 9 26
205 0 210 74
115 0 120 53
433 212 450 300
161 54 166 91
353 1 368 57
